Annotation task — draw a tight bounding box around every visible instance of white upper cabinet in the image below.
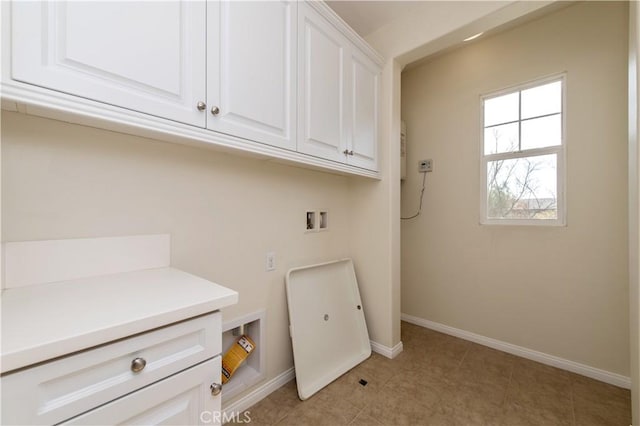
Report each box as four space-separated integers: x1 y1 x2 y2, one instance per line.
4 1 382 176
297 2 349 163
10 1 207 127
348 50 379 171
207 1 297 151
297 3 380 171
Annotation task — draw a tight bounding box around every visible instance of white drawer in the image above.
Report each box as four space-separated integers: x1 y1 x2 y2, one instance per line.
1 312 221 425
63 356 222 426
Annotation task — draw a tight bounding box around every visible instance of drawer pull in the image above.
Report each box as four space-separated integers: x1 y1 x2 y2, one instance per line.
130 357 147 373
210 382 222 396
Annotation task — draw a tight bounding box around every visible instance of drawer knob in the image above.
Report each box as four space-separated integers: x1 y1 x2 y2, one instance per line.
210 382 222 396
197 101 207 111
131 357 147 373
211 106 220 116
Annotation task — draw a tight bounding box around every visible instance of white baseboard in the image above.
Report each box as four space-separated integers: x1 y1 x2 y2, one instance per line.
370 340 404 359
222 367 295 416
401 313 631 389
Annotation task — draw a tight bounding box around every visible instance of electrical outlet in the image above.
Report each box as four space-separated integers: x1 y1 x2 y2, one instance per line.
418 159 433 173
266 252 276 271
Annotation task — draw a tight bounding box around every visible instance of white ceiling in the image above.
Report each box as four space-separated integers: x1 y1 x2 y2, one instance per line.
327 1 570 69
326 1 432 38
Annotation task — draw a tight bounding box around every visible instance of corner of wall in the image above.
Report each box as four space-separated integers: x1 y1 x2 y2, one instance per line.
628 2 640 423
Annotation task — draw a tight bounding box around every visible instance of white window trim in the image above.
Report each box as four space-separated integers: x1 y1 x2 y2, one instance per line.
479 73 567 226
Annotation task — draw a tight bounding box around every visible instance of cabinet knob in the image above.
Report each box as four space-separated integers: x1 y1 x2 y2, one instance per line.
211 106 220 116
197 101 207 111
343 149 349 155
131 357 147 373
348 150 354 156
210 382 222 396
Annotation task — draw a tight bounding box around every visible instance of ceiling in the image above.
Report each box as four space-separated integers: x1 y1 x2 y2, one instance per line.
327 1 572 69
326 1 431 38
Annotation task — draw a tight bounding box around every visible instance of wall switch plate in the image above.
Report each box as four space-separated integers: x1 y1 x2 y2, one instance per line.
266 252 276 271
418 159 433 173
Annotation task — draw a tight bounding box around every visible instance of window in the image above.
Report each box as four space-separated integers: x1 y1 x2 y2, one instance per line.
480 74 565 225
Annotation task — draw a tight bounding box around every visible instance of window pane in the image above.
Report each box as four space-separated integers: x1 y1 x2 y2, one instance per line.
487 154 557 220
521 80 561 119
484 122 519 155
521 114 561 150
484 92 519 127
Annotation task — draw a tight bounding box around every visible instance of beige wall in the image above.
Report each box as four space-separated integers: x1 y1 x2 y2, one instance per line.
0 3 541 407
401 1 630 376
4 1 634 414
362 0 550 350
629 2 639 422
1 111 355 397
347 59 404 348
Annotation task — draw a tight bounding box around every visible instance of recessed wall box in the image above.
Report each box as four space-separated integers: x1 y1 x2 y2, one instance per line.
221 310 266 405
319 211 329 231
305 211 316 232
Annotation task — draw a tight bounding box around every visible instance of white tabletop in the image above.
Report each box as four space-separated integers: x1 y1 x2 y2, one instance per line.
1 267 238 374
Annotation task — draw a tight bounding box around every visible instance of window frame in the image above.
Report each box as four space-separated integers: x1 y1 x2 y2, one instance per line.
479 73 567 226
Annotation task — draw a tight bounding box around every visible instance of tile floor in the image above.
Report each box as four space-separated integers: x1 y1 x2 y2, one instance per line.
235 322 632 425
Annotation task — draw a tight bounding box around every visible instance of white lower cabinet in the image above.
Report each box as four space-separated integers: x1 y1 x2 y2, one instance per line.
0 312 224 425
64 357 221 426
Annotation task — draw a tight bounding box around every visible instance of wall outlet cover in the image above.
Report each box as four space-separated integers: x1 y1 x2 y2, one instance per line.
418 159 433 173
266 252 276 271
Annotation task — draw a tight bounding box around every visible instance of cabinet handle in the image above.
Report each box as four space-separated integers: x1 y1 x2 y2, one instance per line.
211 106 220 116
348 150 354 156
131 357 147 373
210 382 222 396
343 149 349 155
197 101 207 111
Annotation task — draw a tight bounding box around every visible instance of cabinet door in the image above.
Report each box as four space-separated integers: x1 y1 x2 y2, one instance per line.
207 1 296 150
64 357 222 426
347 51 379 171
297 3 349 162
10 1 206 127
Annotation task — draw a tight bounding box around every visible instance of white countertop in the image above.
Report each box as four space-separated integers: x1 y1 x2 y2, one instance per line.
0 267 238 374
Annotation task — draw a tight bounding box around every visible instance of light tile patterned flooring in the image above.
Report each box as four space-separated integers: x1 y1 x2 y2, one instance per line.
237 322 632 425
